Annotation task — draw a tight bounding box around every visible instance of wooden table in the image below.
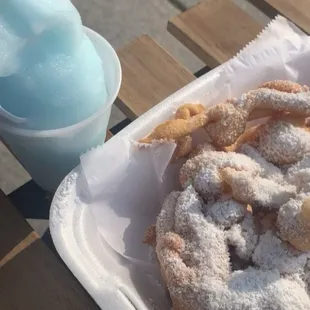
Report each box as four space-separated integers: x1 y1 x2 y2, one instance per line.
168 0 262 67
1 0 308 308
0 189 100 310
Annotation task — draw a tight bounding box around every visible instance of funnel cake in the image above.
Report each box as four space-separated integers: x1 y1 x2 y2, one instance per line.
253 230 309 274
239 144 284 183
237 88 310 116
149 148 310 309
155 187 310 310
277 195 310 252
221 167 296 209
252 118 310 165
140 104 207 160
286 155 310 193
142 80 310 309
139 80 310 158
206 198 246 228
139 112 208 144
259 80 309 93
179 150 261 201
173 104 205 160
225 212 259 260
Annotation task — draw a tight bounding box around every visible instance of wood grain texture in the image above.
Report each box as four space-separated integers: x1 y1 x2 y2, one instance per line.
0 240 100 310
116 35 195 120
0 189 99 309
168 0 262 67
0 189 34 261
264 0 310 33
0 231 38 267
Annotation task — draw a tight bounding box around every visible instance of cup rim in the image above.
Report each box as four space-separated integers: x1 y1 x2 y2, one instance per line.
0 27 122 138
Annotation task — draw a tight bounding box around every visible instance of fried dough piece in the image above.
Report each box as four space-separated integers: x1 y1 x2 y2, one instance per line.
253 230 309 274
254 118 310 165
259 80 309 93
222 168 296 209
180 151 260 200
139 112 209 144
237 88 310 116
173 104 206 160
139 81 310 161
224 124 262 152
175 103 205 120
205 103 249 147
239 144 284 183
155 187 310 310
277 196 310 252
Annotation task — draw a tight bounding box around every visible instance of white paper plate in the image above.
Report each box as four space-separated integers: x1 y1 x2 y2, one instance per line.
50 66 224 310
49 16 309 310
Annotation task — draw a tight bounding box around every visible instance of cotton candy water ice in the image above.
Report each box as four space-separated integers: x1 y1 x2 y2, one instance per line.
0 0 107 130
0 17 24 77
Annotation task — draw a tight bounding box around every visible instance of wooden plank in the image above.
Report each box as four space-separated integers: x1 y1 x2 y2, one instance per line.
106 130 113 140
263 0 310 33
0 189 99 309
0 189 37 263
116 35 195 120
0 231 38 267
0 240 100 310
168 0 262 68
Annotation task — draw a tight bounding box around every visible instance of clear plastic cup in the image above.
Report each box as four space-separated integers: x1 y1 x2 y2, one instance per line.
0 27 122 192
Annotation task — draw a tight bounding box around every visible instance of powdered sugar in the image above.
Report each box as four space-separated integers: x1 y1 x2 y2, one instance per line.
277 195 306 242
286 155 310 193
276 193 310 252
155 137 310 309
155 187 310 309
193 167 223 201
226 213 258 260
180 151 261 200
256 120 310 165
189 142 216 159
156 191 180 238
222 168 296 209
156 186 230 282
151 113 310 308
205 103 249 146
207 199 246 228
238 89 310 115
260 80 309 93
224 269 310 310
253 231 309 274
239 144 284 183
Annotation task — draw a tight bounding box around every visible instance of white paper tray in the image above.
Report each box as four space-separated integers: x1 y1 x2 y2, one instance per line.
50 16 310 310
49 66 224 310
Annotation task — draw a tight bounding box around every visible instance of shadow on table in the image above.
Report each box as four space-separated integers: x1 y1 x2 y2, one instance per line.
8 180 52 220
167 0 187 12
8 117 132 221
247 0 278 19
8 180 58 254
7 118 133 256
42 228 58 254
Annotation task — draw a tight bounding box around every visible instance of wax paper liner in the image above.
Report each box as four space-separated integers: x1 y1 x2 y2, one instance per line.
79 15 310 309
